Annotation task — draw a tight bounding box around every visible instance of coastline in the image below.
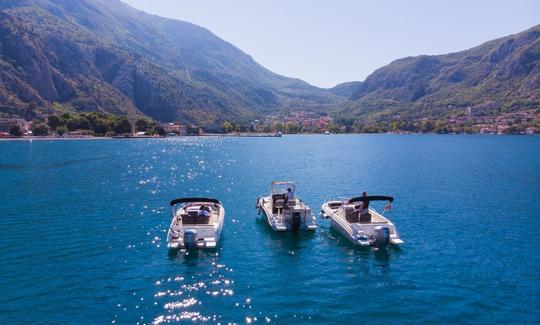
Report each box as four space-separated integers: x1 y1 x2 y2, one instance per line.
0 136 114 141
0 133 537 141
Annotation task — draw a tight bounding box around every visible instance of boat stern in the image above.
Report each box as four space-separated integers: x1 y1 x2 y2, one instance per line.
167 240 184 250
390 237 404 245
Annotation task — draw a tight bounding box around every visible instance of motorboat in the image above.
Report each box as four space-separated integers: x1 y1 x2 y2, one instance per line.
256 181 317 232
167 197 225 249
321 195 403 247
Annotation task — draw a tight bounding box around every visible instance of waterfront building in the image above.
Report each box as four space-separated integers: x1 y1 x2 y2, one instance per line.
0 118 29 132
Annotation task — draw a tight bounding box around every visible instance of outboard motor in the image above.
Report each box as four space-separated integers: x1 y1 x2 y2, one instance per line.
292 212 301 233
183 229 198 249
373 226 390 247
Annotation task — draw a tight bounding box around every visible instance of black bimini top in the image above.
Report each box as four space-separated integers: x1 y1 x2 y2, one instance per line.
348 196 394 204
170 197 221 206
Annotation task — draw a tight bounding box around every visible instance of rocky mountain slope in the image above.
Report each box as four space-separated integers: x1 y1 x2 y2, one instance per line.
0 0 342 125
340 24 540 123
1 0 538 128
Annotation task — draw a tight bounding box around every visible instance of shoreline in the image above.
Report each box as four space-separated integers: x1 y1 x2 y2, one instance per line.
0 136 114 141
0 133 538 141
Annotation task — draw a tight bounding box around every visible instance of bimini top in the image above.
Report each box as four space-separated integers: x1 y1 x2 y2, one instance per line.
170 197 221 206
271 181 296 194
348 195 394 204
271 181 296 186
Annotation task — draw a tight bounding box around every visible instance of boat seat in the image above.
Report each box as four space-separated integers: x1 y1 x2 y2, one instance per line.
181 214 195 224
274 199 285 209
359 212 372 223
346 211 360 223
344 206 359 223
182 213 210 225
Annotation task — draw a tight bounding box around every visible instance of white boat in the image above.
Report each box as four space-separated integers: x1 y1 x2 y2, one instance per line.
256 181 317 231
321 195 403 247
167 198 225 249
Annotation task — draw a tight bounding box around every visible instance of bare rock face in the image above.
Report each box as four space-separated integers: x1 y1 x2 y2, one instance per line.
1 0 537 124
0 0 341 123
347 25 540 117
0 13 56 101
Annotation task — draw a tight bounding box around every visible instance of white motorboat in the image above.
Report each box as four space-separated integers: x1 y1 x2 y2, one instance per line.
256 181 317 232
167 198 225 249
321 195 403 247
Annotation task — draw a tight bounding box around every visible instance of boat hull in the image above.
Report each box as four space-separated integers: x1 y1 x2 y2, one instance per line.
321 202 403 246
167 205 225 250
257 197 317 232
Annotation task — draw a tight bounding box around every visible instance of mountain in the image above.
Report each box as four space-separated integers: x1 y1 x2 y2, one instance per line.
341 25 540 123
1 0 538 130
0 0 342 125
328 81 362 98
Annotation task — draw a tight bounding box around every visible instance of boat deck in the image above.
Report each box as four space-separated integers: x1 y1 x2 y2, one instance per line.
326 203 390 224
178 204 220 226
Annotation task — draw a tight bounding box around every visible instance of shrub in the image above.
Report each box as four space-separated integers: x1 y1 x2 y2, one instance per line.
31 122 50 136
56 126 69 135
9 124 23 137
112 117 132 134
47 115 62 130
153 125 166 136
135 118 151 132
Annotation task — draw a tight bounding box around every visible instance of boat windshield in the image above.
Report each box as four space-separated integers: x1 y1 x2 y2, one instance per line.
271 181 296 195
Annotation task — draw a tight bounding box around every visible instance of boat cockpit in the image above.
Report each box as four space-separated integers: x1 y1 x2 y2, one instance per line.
270 181 298 212
336 195 394 224
171 198 221 226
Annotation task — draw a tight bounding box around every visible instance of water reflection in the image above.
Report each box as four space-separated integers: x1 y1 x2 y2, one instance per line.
254 214 317 249
323 227 402 266
156 249 234 324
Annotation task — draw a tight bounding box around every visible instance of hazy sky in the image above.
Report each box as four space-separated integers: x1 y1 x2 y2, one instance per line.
122 0 539 88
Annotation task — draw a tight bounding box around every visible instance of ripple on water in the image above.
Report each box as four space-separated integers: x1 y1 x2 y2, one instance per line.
1 136 539 324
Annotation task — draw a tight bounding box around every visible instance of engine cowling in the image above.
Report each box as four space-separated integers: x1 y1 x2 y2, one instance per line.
183 229 198 248
373 226 390 247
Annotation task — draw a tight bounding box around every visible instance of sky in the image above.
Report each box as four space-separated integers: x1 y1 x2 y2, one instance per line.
121 0 540 88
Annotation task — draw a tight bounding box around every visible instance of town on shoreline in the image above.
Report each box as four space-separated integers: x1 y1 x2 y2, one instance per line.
1 109 539 139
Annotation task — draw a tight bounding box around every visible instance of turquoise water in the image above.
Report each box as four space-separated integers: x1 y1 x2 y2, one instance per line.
1 135 539 324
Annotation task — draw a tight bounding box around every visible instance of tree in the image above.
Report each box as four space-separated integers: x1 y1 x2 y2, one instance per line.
67 117 81 131
327 123 340 133
47 115 62 131
273 122 284 132
9 124 23 137
56 126 68 135
135 118 151 132
153 125 166 136
285 122 300 133
94 119 109 135
222 121 233 133
31 122 50 136
421 120 434 133
112 117 132 135
78 117 90 130
434 121 449 134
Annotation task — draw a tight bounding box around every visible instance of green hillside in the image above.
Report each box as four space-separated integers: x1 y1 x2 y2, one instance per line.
339 25 540 124
0 0 342 126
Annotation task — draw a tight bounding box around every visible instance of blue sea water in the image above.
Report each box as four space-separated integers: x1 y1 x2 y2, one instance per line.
0 135 539 324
